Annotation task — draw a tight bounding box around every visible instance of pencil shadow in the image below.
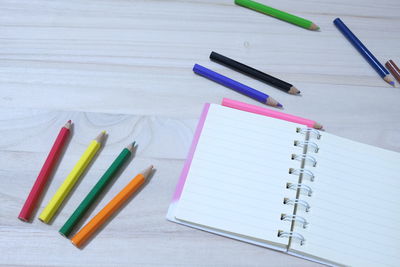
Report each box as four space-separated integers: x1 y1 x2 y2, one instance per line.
61 144 138 238
22 122 75 223
44 133 109 225
75 168 156 250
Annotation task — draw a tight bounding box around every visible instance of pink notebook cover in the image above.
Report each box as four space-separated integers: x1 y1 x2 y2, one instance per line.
171 103 210 202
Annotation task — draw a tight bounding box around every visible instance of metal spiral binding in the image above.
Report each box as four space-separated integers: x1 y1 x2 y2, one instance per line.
289 168 315 181
278 127 321 246
296 127 322 140
281 214 308 228
291 154 317 167
293 140 319 153
277 230 305 245
283 198 311 212
286 182 313 196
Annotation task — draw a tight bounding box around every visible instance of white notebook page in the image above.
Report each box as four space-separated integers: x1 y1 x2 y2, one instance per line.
175 104 305 246
291 132 400 266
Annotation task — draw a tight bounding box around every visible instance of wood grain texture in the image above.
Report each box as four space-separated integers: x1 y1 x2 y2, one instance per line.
0 0 399 266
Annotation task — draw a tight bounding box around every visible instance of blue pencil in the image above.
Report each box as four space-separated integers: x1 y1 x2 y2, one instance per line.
333 18 395 87
193 64 282 108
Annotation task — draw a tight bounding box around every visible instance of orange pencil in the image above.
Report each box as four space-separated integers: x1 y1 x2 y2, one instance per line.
71 165 154 248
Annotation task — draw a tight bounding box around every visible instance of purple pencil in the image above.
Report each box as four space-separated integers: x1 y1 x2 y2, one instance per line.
193 64 282 108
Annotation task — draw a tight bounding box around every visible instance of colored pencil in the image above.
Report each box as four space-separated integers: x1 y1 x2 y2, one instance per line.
18 120 72 222
59 142 136 238
222 98 322 129
39 131 106 224
210 51 300 95
71 165 154 248
333 18 395 87
235 0 319 31
385 60 400 84
193 64 282 108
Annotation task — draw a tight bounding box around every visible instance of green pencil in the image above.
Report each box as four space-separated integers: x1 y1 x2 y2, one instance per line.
235 0 319 31
59 142 136 238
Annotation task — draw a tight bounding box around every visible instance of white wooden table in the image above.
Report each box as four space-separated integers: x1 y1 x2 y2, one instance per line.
1 0 399 266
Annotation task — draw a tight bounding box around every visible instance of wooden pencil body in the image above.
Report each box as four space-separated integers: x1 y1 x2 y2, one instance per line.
39 139 101 223
71 173 145 248
18 122 71 222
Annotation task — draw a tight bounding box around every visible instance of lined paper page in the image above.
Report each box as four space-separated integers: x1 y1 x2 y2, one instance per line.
291 132 400 266
175 104 304 246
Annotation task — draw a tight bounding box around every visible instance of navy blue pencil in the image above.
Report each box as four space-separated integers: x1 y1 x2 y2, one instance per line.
193 64 282 108
333 18 395 87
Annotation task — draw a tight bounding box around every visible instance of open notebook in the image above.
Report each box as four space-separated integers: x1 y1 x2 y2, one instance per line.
166 103 400 267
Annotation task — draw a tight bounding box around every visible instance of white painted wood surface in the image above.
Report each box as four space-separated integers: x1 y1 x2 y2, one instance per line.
1 0 399 266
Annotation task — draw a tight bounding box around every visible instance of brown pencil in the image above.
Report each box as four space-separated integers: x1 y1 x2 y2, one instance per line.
385 60 400 85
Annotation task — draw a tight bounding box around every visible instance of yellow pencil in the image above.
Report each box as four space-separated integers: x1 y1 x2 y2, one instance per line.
39 131 106 224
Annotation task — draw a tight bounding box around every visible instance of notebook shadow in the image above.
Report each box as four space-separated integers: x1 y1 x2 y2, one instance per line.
61 144 138 238
74 168 156 250
43 133 109 225
21 122 75 223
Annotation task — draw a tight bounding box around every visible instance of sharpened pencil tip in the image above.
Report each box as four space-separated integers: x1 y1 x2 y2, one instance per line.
95 131 107 143
141 165 154 179
314 122 323 130
383 75 395 86
126 141 136 152
277 103 283 108
288 86 301 95
310 23 320 31
64 120 72 129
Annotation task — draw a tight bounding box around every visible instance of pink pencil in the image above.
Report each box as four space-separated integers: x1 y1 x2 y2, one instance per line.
221 98 323 129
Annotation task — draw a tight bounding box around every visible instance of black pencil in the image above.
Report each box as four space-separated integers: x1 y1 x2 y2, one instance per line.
210 51 300 95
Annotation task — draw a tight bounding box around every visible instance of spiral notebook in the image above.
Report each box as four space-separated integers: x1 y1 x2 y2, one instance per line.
166 103 400 267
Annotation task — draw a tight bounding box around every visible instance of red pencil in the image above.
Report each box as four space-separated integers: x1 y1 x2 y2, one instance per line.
18 120 72 222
